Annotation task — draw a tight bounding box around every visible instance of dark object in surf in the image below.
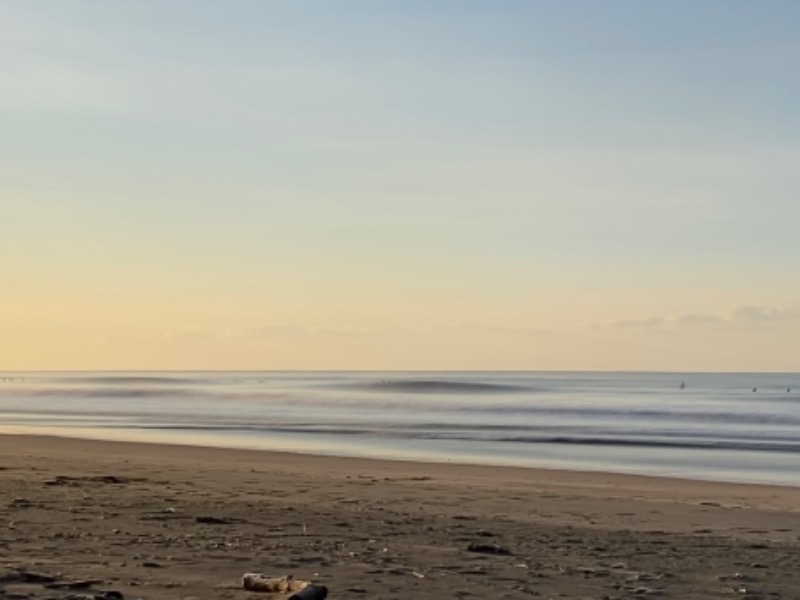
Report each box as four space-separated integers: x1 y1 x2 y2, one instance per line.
289 584 329 600
466 542 512 555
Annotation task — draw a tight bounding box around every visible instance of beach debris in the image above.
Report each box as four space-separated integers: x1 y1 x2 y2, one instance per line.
36 593 123 600
453 514 477 521
90 475 128 484
287 584 328 600
576 566 611 578
241 574 328 600
195 515 234 524
45 579 105 589
0 570 58 584
628 573 656 582
466 542 512 556
0 570 123 600
719 572 757 583
43 474 131 487
44 476 75 486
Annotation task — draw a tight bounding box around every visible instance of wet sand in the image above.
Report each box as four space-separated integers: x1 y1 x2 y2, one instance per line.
1 434 799 599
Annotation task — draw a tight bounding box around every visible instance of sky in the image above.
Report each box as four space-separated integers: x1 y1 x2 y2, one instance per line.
2 1 800 371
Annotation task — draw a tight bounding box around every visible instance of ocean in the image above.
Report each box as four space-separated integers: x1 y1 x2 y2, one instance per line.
1 371 798 486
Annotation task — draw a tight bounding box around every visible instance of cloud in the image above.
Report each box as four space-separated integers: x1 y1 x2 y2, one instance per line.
673 313 725 326
94 328 214 346
467 324 564 337
224 325 311 339
609 304 800 330
223 324 409 340
729 305 800 323
613 316 665 329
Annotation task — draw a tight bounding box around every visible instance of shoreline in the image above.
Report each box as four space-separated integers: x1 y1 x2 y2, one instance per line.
4 370 799 489
2 434 799 600
2 426 799 490
2 432 800 507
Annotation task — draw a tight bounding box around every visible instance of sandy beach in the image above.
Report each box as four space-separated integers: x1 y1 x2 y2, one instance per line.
1 435 799 600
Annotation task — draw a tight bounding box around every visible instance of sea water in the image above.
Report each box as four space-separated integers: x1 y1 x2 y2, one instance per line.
0 371 798 486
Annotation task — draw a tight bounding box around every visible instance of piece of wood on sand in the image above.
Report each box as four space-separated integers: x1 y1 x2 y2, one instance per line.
242 573 328 600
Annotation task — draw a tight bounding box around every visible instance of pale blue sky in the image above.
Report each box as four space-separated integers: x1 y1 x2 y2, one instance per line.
2 1 799 369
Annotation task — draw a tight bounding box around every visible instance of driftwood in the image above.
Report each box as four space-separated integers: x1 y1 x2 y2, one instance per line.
242 574 310 593
288 584 328 600
241 574 328 600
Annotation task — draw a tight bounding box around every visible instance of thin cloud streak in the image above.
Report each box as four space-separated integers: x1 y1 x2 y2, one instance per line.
611 305 800 330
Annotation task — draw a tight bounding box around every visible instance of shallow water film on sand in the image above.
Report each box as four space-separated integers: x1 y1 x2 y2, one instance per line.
1 371 798 485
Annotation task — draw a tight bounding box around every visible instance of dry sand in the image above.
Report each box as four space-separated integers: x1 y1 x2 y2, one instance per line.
1 434 799 600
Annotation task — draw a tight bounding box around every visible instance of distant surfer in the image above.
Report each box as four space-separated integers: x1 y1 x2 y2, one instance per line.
680 381 685 390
